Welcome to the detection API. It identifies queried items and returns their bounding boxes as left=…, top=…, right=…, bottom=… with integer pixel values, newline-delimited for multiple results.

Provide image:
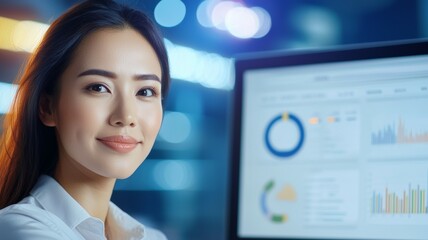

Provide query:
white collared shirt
left=0, top=175, right=167, bottom=240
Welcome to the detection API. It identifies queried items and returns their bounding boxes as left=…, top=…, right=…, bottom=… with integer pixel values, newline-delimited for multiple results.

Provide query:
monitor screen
left=229, top=40, right=428, bottom=240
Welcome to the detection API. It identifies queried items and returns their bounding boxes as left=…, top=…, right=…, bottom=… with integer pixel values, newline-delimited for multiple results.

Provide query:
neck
left=54, top=158, right=116, bottom=222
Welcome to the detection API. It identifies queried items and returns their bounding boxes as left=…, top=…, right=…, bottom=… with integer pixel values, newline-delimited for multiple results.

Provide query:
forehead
left=66, top=27, right=162, bottom=77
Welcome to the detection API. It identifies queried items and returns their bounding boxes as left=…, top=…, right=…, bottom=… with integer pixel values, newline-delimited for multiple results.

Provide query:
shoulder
left=0, top=203, right=71, bottom=239
left=109, top=202, right=168, bottom=240
left=144, top=227, right=168, bottom=240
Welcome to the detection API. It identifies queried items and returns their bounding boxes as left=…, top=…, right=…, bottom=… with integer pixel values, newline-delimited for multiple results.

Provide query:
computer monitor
left=229, top=40, right=428, bottom=240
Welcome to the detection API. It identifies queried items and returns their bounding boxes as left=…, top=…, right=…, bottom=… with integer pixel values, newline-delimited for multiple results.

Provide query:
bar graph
left=371, top=118, right=428, bottom=145
left=371, top=172, right=428, bottom=215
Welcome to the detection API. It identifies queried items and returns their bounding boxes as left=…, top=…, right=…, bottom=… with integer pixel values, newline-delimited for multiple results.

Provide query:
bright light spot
left=0, top=82, right=17, bottom=114
left=13, top=20, right=49, bottom=52
left=154, top=0, right=186, bottom=27
left=197, top=0, right=216, bottom=28
left=159, top=111, right=191, bottom=143
left=211, top=1, right=241, bottom=30
left=153, top=160, right=194, bottom=190
left=0, top=17, right=48, bottom=52
left=0, top=17, right=19, bottom=52
left=164, top=39, right=234, bottom=89
left=196, top=0, right=211, bottom=27
left=252, top=7, right=272, bottom=38
left=225, top=7, right=260, bottom=39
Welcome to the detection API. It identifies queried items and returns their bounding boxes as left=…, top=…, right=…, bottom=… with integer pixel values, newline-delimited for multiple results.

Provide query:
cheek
left=55, top=94, right=106, bottom=136
left=138, top=104, right=163, bottom=138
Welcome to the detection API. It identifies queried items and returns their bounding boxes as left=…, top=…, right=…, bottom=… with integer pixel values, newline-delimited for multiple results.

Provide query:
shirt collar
left=106, top=202, right=145, bottom=239
left=30, top=175, right=91, bottom=230
left=30, top=175, right=147, bottom=239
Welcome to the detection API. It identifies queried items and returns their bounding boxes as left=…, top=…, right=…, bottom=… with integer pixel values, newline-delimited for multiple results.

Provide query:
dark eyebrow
left=77, top=69, right=161, bottom=82
left=78, top=69, right=116, bottom=78
left=135, top=74, right=160, bottom=82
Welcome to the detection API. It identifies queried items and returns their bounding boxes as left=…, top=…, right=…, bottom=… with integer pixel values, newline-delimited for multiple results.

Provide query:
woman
left=0, top=0, right=170, bottom=239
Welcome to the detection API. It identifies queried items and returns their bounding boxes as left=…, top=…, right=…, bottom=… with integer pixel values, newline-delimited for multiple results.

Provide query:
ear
left=39, top=94, right=56, bottom=127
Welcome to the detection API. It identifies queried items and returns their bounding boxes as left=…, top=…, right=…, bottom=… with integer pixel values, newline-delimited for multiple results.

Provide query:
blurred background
left=0, top=0, right=427, bottom=239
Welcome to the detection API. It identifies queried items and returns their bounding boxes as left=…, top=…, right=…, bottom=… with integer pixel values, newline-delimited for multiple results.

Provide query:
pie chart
left=264, top=112, right=305, bottom=158
left=260, top=180, right=296, bottom=223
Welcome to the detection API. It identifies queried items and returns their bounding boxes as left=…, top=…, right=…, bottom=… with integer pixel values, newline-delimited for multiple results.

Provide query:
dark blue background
left=0, top=1, right=426, bottom=239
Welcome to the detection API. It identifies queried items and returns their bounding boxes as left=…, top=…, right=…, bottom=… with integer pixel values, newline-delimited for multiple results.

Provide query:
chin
left=115, top=172, right=134, bottom=180
left=103, top=172, right=133, bottom=180
left=100, top=153, right=148, bottom=179
left=110, top=167, right=139, bottom=179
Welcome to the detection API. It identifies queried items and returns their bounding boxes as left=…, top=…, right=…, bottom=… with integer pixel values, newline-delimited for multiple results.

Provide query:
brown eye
left=86, top=84, right=110, bottom=93
left=137, top=88, right=156, bottom=97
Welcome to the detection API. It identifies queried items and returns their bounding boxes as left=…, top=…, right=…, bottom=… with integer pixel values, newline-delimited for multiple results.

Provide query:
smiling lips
left=97, top=135, right=140, bottom=153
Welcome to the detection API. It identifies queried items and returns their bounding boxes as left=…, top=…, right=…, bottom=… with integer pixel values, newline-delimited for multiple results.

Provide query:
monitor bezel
left=228, top=39, right=428, bottom=240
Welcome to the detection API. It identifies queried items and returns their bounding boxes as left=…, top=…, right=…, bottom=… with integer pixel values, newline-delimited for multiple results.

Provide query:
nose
left=110, top=115, right=136, bottom=127
left=109, top=97, right=136, bottom=128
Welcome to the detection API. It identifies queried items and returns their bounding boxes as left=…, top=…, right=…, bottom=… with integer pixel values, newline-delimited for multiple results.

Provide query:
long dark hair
left=0, top=0, right=170, bottom=208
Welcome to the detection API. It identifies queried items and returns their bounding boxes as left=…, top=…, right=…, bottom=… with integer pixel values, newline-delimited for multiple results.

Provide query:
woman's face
left=45, top=28, right=163, bottom=179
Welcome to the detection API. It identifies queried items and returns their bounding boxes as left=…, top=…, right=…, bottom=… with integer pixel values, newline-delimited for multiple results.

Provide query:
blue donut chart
left=264, top=113, right=305, bottom=158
